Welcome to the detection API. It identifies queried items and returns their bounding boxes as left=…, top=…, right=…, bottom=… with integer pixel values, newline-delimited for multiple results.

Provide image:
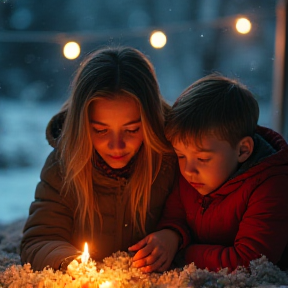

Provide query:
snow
left=0, top=167, right=39, bottom=224
left=0, top=99, right=59, bottom=225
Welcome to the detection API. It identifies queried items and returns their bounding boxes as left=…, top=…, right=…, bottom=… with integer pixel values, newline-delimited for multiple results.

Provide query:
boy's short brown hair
left=165, top=73, right=259, bottom=148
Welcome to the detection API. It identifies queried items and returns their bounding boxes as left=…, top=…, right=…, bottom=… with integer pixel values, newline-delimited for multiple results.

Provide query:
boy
left=129, top=74, right=288, bottom=273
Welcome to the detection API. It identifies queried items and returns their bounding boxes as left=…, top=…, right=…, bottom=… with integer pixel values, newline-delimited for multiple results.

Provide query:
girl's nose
left=108, top=133, right=125, bottom=150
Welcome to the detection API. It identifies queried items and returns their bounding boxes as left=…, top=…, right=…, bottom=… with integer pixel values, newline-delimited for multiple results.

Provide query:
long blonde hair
left=58, top=47, right=172, bottom=235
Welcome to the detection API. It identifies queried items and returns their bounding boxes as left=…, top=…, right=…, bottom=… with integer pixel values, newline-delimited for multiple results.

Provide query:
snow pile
left=1, top=219, right=288, bottom=288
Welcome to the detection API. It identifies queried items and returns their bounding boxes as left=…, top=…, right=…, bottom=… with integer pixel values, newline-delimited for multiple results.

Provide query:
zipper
left=200, top=196, right=211, bottom=214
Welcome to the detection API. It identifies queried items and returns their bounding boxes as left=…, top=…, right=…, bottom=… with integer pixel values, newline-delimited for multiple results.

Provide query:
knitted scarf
left=92, top=150, right=136, bottom=180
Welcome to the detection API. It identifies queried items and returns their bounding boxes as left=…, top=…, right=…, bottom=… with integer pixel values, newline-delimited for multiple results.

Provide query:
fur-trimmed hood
left=46, top=111, right=67, bottom=148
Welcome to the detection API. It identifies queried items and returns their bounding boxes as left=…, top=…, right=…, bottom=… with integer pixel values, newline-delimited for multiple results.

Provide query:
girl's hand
left=128, top=229, right=181, bottom=273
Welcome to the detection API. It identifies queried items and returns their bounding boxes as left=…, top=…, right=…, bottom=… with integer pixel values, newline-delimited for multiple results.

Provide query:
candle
left=81, top=242, right=90, bottom=264
left=99, top=281, right=112, bottom=288
left=67, top=242, right=92, bottom=280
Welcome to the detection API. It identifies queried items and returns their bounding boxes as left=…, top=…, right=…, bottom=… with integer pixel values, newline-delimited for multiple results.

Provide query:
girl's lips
left=109, top=154, right=128, bottom=160
left=189, top=182, right=204, bottom=189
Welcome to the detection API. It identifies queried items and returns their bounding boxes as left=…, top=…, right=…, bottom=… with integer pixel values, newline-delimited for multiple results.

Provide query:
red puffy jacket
left=159, top=126, right=288, bottom=271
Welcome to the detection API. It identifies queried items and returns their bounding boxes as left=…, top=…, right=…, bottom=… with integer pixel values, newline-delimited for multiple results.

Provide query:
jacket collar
left=232, top=131, right=276, bottom=179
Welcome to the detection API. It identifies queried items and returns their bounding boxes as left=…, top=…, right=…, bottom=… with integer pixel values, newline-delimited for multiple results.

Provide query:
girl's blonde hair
left=58, top=47, right=172, bottom=236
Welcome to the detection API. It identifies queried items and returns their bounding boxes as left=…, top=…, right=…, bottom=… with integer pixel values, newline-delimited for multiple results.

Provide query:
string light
left=150, top=31, right=167, bottom=49
left=63, top=41, right=81, bottom=59
left=235, top=17, right=252, bottom=34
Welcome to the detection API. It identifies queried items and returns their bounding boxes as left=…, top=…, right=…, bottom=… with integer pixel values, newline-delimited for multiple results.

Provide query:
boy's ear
left=237, top=136, right=254, bottom=163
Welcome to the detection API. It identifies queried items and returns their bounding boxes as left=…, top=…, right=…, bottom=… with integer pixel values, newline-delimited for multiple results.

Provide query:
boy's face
left=173, top=134, right=240, bottom=195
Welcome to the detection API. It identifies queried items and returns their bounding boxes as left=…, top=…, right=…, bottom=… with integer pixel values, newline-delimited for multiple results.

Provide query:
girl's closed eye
left=93, top=128, right=108, bottom=134
left=126, top=127, right=140, bottom=134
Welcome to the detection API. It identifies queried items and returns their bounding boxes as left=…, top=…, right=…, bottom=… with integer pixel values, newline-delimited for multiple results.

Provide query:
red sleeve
left=185, top=175, right=288, bottom=271
left=157, top=176, right=191, bottom=248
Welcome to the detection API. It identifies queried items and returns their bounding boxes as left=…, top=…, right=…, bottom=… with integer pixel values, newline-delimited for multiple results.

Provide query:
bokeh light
left=63, top=41, right=81, bottom=60
left=235, top=17, right=252, bottom=34
left=150, top=31, right=167, bottom=49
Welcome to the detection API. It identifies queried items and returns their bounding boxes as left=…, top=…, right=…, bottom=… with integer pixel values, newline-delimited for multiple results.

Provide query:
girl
left=20, top=46, right=177, bottom=271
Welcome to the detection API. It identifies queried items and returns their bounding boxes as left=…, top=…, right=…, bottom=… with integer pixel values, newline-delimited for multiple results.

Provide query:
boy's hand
left=128, top=229, right=180, bottom=273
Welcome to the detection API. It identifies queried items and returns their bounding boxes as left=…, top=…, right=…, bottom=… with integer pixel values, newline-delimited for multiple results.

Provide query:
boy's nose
left=184, top=161, right=198, bottom=175
left=108, top=133, right=125, bottom=150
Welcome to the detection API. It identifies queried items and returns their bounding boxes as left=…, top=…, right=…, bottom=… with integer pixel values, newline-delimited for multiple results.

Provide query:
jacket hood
left=228, top=125, right=288, bottom=185
left=256, top=125, right=288, bottom=153
left=46, top=110, right=67, bottom=148
left=252, top=125, right=288, bottom=166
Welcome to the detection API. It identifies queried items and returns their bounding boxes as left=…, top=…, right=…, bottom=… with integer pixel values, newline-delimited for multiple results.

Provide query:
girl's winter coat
left=20, top=112, right=177, bottom=271
left=158, top=126, right=288, bottom=272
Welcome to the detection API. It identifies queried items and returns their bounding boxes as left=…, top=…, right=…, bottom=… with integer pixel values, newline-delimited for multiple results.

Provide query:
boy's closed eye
left=198, top=158, right=211, bottom=163
left=176, top=154, right=185, bottom=159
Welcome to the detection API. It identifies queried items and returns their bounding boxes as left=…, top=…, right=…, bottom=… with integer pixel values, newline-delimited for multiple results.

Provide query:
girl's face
left=89, top=96, right=143, bottom=169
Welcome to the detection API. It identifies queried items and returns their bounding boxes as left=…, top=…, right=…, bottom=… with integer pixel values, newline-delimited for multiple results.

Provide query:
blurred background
left=0, top=0, right=285, bottom=224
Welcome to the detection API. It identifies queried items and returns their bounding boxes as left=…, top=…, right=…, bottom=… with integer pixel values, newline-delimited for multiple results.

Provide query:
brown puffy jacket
left=20, top=111, right=177, bottom=271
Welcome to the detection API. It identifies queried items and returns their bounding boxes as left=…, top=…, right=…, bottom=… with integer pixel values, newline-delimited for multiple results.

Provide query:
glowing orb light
left=63, top=41, right=81, bottom=59
left=235, top=18, right=252, bottom=34
left=150, top=31, right=167, bottom=49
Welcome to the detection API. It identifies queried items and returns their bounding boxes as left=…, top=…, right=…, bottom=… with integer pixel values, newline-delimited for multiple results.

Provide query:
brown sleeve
left=20, top=150, right=82, bottom=271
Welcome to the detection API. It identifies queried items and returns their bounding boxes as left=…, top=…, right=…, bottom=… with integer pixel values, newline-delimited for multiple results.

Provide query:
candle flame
left=81, top=242, right=90, bottom=264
